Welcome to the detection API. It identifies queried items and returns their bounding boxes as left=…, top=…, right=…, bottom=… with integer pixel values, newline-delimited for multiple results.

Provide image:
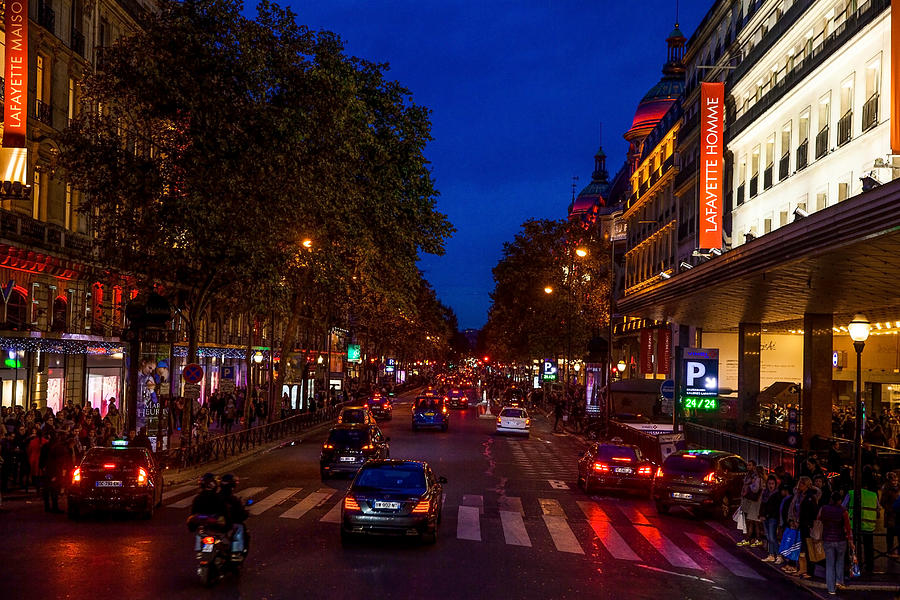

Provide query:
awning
left=616, top=178, right=900, bottom=331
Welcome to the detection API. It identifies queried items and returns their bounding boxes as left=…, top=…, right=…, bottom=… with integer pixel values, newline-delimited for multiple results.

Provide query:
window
left=816, top=93, right=831, bottom=158
left=32, top=170, right=42, bottom=219
left=52, top=297, right=68, bottom=332
left=65, top=184, right=72, bottom=230
left=816, top=188, right=828, bottom=211
left=779, top=205, right=789, bottom=227
left=68, top=78, right=76, bottom=123
left=838, top=179, right=851, bottom=202
left=764, top=135, right=775, bottom=189
left=764, top=214, right=773, bottom=234
left=780, top=121, right=791, bottom=179
left=36, top=56, right=45, bottom=104
left=838, top=75, right=854, bottom=145
left=864, top=56, right=881, bottom=130
left=6, top=289, right=27, bottom=330
left=799, top=109, right=810, bottom=143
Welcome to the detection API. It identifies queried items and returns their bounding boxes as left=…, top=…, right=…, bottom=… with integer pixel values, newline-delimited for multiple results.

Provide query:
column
left=802, top=313, right=833, bottom=447
left=737, top=323, right=761, bottom=433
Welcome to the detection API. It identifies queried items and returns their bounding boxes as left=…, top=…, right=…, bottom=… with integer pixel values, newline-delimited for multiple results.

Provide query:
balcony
left=71, top=29, right=86, bottom=57
left=815, top=126, right=829, bottom=159
left=779, top=152, right=790, bottom=180
left=862, top=93, right=878, bottom=131
left=0, top=208, right=92, bottom=258
left=35, top=100, right=52, bottom=127
left=764, top=164, right=773, bottom=190
left=749, top=176, right=758, bottom=198
left=736, top=183, right=745, bottom=206
left=38, top=2, right=55, bottom=35
left=837, top=110, right=852, bottom=146
left=796, top=139, right=809, bottom=171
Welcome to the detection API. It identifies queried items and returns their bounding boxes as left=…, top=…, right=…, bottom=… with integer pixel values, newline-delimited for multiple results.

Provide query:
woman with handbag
left=818, top=490, right=852, bottom=595
left=738, top=460, right=763, bottom=547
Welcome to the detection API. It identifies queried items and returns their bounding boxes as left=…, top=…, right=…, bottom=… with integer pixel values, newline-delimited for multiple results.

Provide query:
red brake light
left=703, top=471, right=717, bottom=483
left=322, top=443, right=334, bottom=450
left=592, top=462, right=610, bottom=472
left=72, top=467, right=81, bottom=484
left=655, top=467, right=664, bottom=477
left=137, top=467, right=148, bottom=485
left=611, top=457, right=631, bottom=462
left=343, top=497, right=361, bottom=511
left=638, top=465, right=652, bottom=476
left=412, top=500, right=430, bottom=514
left=202, top=536, right=216, bottom=545
left=103, top=463, right=116, bottom=469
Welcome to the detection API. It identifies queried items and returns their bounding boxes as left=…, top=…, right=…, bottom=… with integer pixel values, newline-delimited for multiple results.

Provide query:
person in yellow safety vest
left=847, top=486, right=880, bottom=574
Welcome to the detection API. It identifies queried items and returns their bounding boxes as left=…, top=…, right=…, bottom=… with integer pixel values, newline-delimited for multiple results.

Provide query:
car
left=576, top=442, right=655, bottom=494
left=502, top=387, right=526, bottom=408
left=495, top=406, right=530, bottom=436
left=337, top=405, right=375, bottom=425
left=321, top=424, right=390, bottom=479
left=340, top=459, right=446, bottom=544
left=67, top=441, right=163, bottom=519
left=652, top=450, right=747, bottom=517
left=412, top=396, right=449, bottom=432
left=446, top=388, right=469, bottom=409
left=366, top=394, right=393, bottom=420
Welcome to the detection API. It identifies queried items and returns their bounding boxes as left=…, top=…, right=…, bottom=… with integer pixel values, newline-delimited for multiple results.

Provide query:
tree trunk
left=182, top=318, right=197, bottom=448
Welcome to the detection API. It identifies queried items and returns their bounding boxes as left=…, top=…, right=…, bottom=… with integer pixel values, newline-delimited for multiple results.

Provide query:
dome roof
left=625, top=25, right=686, bottom=141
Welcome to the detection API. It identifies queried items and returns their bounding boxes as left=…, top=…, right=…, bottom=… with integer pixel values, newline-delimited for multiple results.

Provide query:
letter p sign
left=686, top=361, right=706, bottom=386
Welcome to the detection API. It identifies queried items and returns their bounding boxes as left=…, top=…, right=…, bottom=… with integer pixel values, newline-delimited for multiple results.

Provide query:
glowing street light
left=575, top=248, right=588, bottom=258
left=301, top=239, right=313, bottom=249
left=544, top=286, right=554, bottom=294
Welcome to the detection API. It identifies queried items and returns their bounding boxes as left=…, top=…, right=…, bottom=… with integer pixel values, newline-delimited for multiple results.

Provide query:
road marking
left=280, top=490, right=334, bottom=519
left=249, top=488, right=301, bottom=515
left=500, top=511, right=532, bottom=547
left=706, top=520, right=739, bottom=541
left=462, top=494, right=484, bottom=515
left=577, top=501, right=640, bottom=561
left=620, top=505, right=652, bottom=526
left=542, top=515, right=584, bottom=554
left=497, top=496, right=523, bottom=514
left=685, top=533, right=764, bottom=579
left=634, top=525, right=701, bottom=570
left=168, top=495, right=196, bottom=509
left=539, top=498, right=566, bottom=517
left=237, top=487, right=267, bottom=502
left=548, top=479, right=570, bottom=490
left=636, top=564, right=715, bottom=583
left=320, top=498, right=343, bottom=523
left=162, top=484, right=196, bottom=501
left=457, top=505, right=482, bottom=541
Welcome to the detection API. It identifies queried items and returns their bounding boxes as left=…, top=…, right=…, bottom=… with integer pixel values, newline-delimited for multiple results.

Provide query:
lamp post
left=847, top=313, right=870, bottom=552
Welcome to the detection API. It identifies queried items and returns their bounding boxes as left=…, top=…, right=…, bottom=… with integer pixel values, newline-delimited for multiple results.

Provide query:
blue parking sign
left=222, top=366, right=235, bottom=380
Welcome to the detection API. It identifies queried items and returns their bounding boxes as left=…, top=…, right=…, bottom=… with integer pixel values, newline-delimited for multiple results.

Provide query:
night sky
left=289, top=1, right=711, bottom=329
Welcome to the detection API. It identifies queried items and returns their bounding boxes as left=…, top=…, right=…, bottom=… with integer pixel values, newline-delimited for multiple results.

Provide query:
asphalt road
left=2, top=390, right=814, bottom=600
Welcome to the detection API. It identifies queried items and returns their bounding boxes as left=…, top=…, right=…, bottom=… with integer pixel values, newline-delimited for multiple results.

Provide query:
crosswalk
left=162, top=485, right=763, bottom=580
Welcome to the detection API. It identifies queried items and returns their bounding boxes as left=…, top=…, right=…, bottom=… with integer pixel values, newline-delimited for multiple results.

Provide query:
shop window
left=92, top=284, right=103, bottom=332
left=6, top=289, right=27, bottom=330
left=52, top=297, right=68, bottom=332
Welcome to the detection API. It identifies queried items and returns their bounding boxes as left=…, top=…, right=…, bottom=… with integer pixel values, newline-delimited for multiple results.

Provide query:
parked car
left=576, top=442, right=655, bottom=494
left=652, top=450, right=747, bottom=517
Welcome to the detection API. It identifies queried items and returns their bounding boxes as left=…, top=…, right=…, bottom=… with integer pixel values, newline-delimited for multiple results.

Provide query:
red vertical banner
left=3, top=0, right=28, bottom=148
left=658, top=327, right=672, bottom=375
left=893, top=0, right=900, bottom=153
left=699, top=82, right=724, bottom=250
left=640, top=329, right=653, bottom=375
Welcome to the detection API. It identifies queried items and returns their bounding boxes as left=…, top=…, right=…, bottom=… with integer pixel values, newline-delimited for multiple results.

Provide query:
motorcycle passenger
left=188, top=473, right=227, bottom=550
left=219, top=473, right=249, bottom=558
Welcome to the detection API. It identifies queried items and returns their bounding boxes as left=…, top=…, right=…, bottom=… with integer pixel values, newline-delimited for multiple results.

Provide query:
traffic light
left=483, top=356, right=489, bottom=363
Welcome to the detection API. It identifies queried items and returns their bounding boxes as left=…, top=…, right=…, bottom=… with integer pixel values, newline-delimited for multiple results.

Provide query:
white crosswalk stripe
left=280, top=490, right=334, bottom=520
left=236, top=487, right=267, bottom=502
left=500, top=510, right=531, bottom=547
left=539, top=498, right=583, bottom=554
left=320, top=497, right=343, bottom=523
left=577, top=501, right=640, bottom=561
left=167, top=494, right=196, bottom=509
left=685, top=533, right=765, bottom=579
left=248, top=487, right=300, bottom=515
left=162, top=484, right=196, bottom=501
left=633, top=523, right=702, bottom=570
left=457, top=505, right=481, bottom=541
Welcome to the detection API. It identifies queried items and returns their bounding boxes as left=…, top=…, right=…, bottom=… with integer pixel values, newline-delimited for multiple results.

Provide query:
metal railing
left=763, top=164, right=773, bottom=190
left=167, top=402, right=349, bottom=469
left=0, top=207, right=92, bottom=256
left=779, top=152, right=790, bottom=180
left=837, top=110, right=852, bottom=146
left=685, top=422, right=802, bottom=476
left=736, top=183, right=745, bottom=206
left=35, top=99, right=52, bottom=127
left=815, top=126, right=829, bottom=159
left=862, top=93, right=879, bottom=131
left=796, top=139, right=809, bottom=170
left=749, top=176, right=758, bottom=198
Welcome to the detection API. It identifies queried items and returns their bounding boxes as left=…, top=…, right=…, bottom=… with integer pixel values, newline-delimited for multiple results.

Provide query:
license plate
left=373, top=501, right=400, bottom=510
left=95, top=480, right=123, bottom=487
left=425, top=412, right=435, bottom=416
left=671, top=492, right=693, bottom=499
left=202, top=543, right=214, bottom=552
left=339, top=456, right=356, bottom=462
left=614, top=467, right=633, bottom=474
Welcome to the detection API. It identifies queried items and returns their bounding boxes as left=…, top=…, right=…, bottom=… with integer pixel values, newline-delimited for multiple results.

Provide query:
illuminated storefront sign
left=893, top=0, right=900, bottom=152
left=699, top=82, right=724, bottom=250
left=680, top=347, right=719, bottom=399
left=1, top=0, right=28, bottom=187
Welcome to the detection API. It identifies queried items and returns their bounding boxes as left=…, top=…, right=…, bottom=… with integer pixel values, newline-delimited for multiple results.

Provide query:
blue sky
left=289, top=0, right=711, bottom=329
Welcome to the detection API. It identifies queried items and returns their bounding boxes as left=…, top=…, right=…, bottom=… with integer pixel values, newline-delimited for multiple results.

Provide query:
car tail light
left=525, top=419, right=530, bottom=426
left=655, top=467, right=664, bottom=478
left=322, top=443, right=334, bottom=450
left=103, top=463, right=116, bottom=469
left=703, top=471, right=717, bottom=483
left=137, top=467, right=148, bottom=485
left=611, top=457, right=631, bottom=462
left=592, top=462, right=610, bottom=473
left=202, top=536, right=216, bottom=545
left=72, top=467, right=81, bottom=484
left=343, top=497, right=361, bottom=511
left=638, top=465, right=652, bottom=476
left=412, top=500, right=430, bottom=514
left=361, top=444, right=374, bottom=451
left=497, top=417, right=502, bottom=424
left=442, top=406, right=448, bottom=414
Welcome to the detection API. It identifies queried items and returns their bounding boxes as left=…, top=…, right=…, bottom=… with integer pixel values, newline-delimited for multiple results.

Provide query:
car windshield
left=500, top=408, right=525, bottom=418
left=341, top=409, right=367, bottom=423
left=82, top=448, right=149, bottom=469
left=415, top=398, right=442, bottom=411
left=328, top=429, right=367, bottom=447
left=596, top=446, right=638, bottom=462
left=354, top=465, right=427, bottom=494
left=664, top=455, right=715, bottom=473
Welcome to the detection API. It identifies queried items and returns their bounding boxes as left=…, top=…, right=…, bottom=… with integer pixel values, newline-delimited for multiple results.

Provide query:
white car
left=496, top=407, right=530, bottom=436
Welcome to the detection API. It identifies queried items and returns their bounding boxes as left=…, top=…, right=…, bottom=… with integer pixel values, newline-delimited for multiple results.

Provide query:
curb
left=163, top=418, right=338, bottom=487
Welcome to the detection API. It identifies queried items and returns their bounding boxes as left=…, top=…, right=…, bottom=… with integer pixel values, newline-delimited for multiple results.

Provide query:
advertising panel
left=680, top=347, right=719, bottom=401
left=1, top=0, right=28, bottom=186
left=541, top=358, right=558, bottom=382
left=658, top=327, right=672, bottom=375
left=699, top=82, right=724, bottom=250
left=640, top=329, right=653, bottom=374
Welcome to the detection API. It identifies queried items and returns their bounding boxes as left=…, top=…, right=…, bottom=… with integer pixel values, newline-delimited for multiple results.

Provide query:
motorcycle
left=189, top=500, right=253, bottom=587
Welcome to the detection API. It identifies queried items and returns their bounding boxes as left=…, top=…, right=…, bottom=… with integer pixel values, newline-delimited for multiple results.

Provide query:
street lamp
left=253, top=351, right=264, bottom=364
left=848, top=313, right=870, bottom=552
left=575, top=248, right=588, bottom=258
left=301, top=239, right=313, bottom=248
left=616, top=359, right=627, bottom=374
left=544, top=286, right=554, bottom=294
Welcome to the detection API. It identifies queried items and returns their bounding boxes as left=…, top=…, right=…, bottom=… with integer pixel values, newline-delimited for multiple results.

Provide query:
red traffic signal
left=483, top=356, right=490, bottom=362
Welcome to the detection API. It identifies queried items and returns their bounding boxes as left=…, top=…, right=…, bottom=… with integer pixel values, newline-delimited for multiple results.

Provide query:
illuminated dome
left=624, top=26, right=686, bottom=142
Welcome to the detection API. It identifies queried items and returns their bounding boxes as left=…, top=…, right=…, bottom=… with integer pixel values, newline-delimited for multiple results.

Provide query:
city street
left=2, top=390, right=812, bottom=600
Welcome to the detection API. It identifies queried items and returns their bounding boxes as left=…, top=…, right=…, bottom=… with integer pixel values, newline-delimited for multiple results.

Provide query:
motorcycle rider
left=218, top=473, right=249, bottom=559
left=188, top=473, right=227, bottom=551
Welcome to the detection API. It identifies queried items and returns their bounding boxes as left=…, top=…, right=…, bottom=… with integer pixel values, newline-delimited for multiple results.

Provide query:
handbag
left=806, top=537, right=825, bottom=563
left=849, top=551, right=861, bottom=578
left=810, top=519, right=823, bottom=541
left=779, top=527, right=802, bottom=561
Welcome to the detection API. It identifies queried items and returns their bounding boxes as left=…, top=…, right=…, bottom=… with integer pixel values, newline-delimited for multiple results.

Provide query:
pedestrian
left=847, top=478, right=881, bottom=574
left=106, top=403, right=124, bottom=439
left=786, top=476, right=820, bottom=579
left=553, top=400, right=564, bottom=433
left=131, top=427, right=153, bottom=451
left=223, top=397, right=236, bottom=434
left=761, top=475, right=782, bottom=562
left=26, top=429, right=47, bottom=494
left=818, top=490, right=852, bottom=595
left=880, top=471, right=899, bottom=557
left=738, top=460, right=763, bottom=547
left=39, top=431, right=72, bottom=513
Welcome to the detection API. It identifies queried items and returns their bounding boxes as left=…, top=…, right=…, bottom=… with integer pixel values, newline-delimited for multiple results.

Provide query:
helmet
left=199, top=472, right=217, bottom=491
left=220, top=473, right=238, bottom=493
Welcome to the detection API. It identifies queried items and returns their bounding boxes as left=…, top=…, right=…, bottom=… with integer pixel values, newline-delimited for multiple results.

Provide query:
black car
left=446, top=389, right=469, bottom=409
left=341, top=460, right=446, bottom=544
left=68, top=442, right=163, bottom=519
left=412, top=396, right=449, bottom=431
left=321, top=424, right=390, bottom=479
left=652, top=450, right=747, bottom=517
left=576, top=443, right=655, bottom=494
left=366, top=395, right=393, bottom=420
left=337, top=405, right=375, bottom=425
